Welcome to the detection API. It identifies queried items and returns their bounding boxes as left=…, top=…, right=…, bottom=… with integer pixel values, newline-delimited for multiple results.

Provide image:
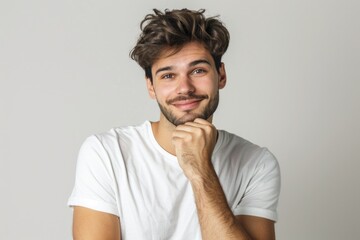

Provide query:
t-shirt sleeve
left=233, top=148, right=281, bottom=222
left=67, top=135, right=119, bottom=216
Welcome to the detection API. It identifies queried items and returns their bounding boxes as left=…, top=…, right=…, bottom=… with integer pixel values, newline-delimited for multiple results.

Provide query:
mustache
left=166, top=93, right=208, bottom=104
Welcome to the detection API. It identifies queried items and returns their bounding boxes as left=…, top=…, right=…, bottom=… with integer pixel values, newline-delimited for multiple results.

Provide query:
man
left=68, top=8, right=281, bottom=240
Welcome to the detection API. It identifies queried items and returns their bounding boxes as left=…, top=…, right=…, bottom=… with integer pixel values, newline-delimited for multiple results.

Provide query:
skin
left=73, top=207, right=120, bottom=240
left=72, top=41, right=276, bottom=240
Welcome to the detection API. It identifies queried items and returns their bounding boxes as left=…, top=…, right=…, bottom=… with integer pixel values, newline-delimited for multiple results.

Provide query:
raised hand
left=171, top=118, right=218, bottom=181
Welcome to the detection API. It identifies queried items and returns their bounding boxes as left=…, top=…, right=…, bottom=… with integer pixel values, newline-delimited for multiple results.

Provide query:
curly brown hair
left=130, top=8, right=230, bottom=82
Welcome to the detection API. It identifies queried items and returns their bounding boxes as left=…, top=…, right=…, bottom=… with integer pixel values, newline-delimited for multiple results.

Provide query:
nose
left=176, top=75, right=195, bottom=95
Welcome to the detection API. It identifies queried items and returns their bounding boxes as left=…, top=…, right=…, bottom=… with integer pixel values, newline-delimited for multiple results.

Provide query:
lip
left=172, top=99, right=203, bottom=111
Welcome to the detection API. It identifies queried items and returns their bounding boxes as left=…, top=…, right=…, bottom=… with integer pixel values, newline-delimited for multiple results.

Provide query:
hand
left=172, top=118, right=218, bottom=181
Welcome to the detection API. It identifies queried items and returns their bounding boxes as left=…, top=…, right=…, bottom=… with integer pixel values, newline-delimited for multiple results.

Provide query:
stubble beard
left=157, top=91, right=220, bottom=126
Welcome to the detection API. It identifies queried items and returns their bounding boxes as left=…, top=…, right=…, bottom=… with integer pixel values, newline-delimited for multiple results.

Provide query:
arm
left=172, top=118, right=276, bottom=240
left=236, top=215, right=275, bottom=240
left=73, top=206, right=121, bottom=240
left=69, top=136, right=121, bottom=239
left=189, top=161, right=275, bottom=240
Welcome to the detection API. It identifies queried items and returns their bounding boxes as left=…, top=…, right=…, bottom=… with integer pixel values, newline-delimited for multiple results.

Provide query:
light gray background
left=1, top=0, right=359, bottom=239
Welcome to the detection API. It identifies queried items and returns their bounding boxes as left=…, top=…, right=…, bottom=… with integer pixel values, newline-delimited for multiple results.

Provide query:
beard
left=157, top=91, right=220, bottom=126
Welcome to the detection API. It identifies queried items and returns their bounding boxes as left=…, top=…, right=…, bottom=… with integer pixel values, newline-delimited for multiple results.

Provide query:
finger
left=185, top=120, right=215, bottom=135
left=171, top=135, right=183, bottom=145
left=175, top=124, right=200, bottom=133
left=172, top=126, right=198, bottom=141
left=183, top=121, right=214, bottom=131
left=172, top=129, right=192, bottom=138
left=193, top=118, right=211, bottom=125
left=190, top=119, right=215, bottom=131
left=183, top=121, right=204, bottom=128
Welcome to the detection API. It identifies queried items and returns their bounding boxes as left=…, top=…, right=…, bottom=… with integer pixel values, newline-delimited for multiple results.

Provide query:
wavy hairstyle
left=130, top=8, right=230, bottom=82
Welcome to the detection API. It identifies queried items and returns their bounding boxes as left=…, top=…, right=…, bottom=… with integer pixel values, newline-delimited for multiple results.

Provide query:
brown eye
left=162, top=73, right=174, bottom=79
left=192, top=68, right=206, bottom=74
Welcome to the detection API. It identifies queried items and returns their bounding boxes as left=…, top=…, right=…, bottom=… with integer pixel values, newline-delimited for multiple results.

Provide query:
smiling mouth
left=166, top=93, right=208, bottom=111
left=167, top=93, right=208, bottom=103
left=171, top=99, right=203, bottom=111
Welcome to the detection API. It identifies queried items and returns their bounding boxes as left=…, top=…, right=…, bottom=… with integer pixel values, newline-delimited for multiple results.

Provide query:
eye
left=192, top=68, right=206, bottom=75
left=161, top=73, right=175, bottom=79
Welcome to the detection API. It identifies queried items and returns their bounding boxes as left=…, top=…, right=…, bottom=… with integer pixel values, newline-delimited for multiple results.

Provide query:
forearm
left=190, top=166, right=251, bottom=240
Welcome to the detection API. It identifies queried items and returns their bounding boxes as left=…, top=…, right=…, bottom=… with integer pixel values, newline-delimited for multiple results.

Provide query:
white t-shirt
left=68, top=121, right=280, bottom=239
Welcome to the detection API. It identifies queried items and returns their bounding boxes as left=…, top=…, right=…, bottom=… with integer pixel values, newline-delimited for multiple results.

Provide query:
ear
left=218, top=63, right=227, bottom=89
left=146, top=77, right=156, bottom=99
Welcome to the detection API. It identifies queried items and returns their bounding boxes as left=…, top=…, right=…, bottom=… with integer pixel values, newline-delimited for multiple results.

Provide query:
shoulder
left=215, top=130, right=279, bottom=169
left=87, top=121, right=150, bottom=147
left=216, top=130, right=263, bottom=158
left=77, top=121, right=150, bottom=163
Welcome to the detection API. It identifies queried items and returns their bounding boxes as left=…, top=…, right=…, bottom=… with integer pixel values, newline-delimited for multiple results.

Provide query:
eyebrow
left=155, top=66, right=172, bottom=76
left=154, top=59, right=212, bottom=76
left=189, top=59, right=211, bottom=67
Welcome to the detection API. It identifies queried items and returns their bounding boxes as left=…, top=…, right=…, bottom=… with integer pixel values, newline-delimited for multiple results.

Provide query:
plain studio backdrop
left=1, top=0, right=359, bottom=239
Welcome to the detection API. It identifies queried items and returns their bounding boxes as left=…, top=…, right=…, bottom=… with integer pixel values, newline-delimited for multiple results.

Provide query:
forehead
left=152, top=42, right=214, bottom=70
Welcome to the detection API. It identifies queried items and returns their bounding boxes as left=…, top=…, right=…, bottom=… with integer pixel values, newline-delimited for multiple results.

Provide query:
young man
left=68, top=9, right=281, bottom=240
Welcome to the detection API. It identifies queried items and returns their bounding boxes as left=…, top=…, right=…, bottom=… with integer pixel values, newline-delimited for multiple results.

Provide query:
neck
left=151, top=115, right=177, bottom=155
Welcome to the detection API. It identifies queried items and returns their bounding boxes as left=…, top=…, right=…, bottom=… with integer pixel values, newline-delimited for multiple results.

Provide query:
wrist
left=188, top=164, right=218, bottom=191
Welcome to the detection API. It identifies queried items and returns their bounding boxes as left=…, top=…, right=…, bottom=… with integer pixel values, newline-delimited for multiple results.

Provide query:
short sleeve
left=67, top=135, right=119, bottom=216
left=234, top=149, right=281, bottom=221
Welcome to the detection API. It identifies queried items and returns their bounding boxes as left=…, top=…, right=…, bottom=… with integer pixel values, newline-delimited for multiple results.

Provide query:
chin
left=173, top=113, right=205, bottom=126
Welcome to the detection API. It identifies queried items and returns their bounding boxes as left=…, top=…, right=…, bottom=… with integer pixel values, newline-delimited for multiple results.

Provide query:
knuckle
left=204, top=125, right=211, bottom=131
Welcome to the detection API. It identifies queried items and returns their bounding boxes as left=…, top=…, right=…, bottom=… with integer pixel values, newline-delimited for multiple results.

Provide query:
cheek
left=196, top=79, right=217, bottom=94
left=154, top=84, right=176, bottom=100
